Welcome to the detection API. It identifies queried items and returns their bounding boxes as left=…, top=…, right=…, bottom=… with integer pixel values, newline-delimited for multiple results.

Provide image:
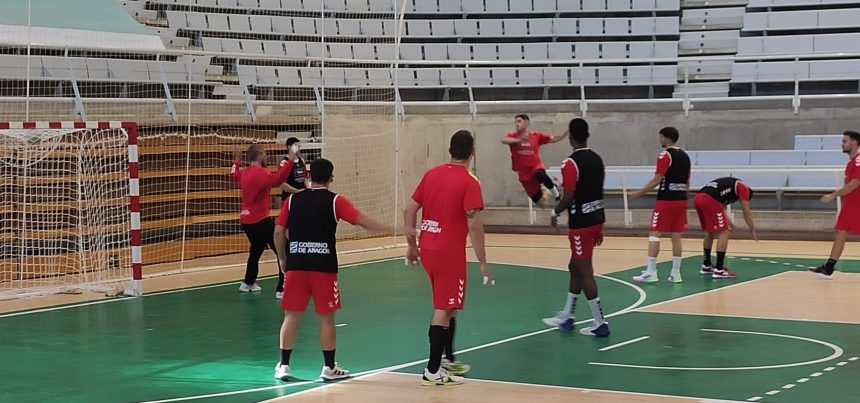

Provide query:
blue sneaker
left=542, top=312, right=575, bottom=330
left=579, top=322, right=610, bottom=337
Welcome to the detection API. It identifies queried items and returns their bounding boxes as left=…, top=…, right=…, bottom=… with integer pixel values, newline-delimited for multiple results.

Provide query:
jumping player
left=404, top=130, right=492, bottom=386
left=272, top=158, right=396, bottom=382
left=811, top=130, right=860, bottom=279
left=232, top=144, right=292, bottom=294
left=501, top=114, right=569, bottom=206
left=542, top=118, right=610, bottom=337
left=630, top=127, right=691, bottom=284
left=694, top=177, right=758, bottom=279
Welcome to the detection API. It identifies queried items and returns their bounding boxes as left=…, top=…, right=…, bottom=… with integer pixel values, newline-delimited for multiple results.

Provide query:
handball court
left=0, top=234, right=858, bottom=403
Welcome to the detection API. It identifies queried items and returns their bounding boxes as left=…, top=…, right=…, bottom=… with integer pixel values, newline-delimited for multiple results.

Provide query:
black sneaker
left=809, top=265, right=835, bottom=280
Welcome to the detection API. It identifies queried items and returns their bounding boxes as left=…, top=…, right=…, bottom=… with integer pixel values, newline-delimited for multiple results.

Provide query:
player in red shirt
left=694, top=177, right=758, bottom=279
left=630, top=127, right=691, bottom=284
left=404, top=130, right=492, bottom=386
left=231, top=144, right=292, bottom=294
left=501, top=114, right=569, bottom=206
left=543, top=118, right=610, bottom=337
left=811, top=130, right=860, bottom=279
left=272, top=158, right=396, bottom=382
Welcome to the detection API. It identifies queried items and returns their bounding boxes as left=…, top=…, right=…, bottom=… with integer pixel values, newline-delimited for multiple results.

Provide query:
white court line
left=810, top=372, right=823, bottom=377
left=747, top=397, right=763, bottom=402
left=824, top=367, right=836, bottom=371
left=638, top=271, right=789, bottom=312
left=783, top=384, right=795, bottom=389
left=850, top=357, right=859, bottom=361
left=589, top=328, right=843, bottom=371
left=0, top=257, right=403, bottom=319
left=373, top=372, right=744, bottom=403
left=139, top=272, right=648, bottom=403
left=796, top=378, right=809, bottom=383
left=837, top=361, right=848, bottom=366
left=598, top=336, right=650, bottom=352
left=640, top=309, right=860, bottom=326
left=765, top=390, right=780, bottom=395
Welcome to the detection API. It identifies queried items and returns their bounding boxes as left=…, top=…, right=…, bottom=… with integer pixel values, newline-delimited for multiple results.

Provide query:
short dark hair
left=845, top=131, right=860, bottom=144
left=569, top=118, right=589, bottom=144
left=286, top=137, right=301, bottom=147
left=247, top=144, right=265, bottom=162
left=310, top=158, right=334, bottom=183
left=449, top=130, right=474, bottom=160
left=660, top=126, right=680, bottom=143
left=515, top=114, right=529, bottom=122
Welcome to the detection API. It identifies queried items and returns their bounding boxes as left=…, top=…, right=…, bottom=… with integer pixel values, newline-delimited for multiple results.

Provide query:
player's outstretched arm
left=822, top=179, right=860, bottom=202
left=548, top=130, right=570, bottom=144
left=468, top=209, right=492, bottom=283
left=268, top=159, right=294, bottom=187
left=353, top=215, right=397, bottom=235
left=273, top=225, right=288, bottom=273
left=501, top=136, right=522, bottom=145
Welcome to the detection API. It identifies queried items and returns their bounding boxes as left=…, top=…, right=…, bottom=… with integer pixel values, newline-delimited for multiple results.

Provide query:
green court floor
left=0, top=256, right=857, bottom=403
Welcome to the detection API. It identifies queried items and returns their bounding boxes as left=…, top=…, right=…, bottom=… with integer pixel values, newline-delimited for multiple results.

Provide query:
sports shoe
left=320, top=363, right=350, bottom=381
left=711, top=268, right=736, bottom=279
left=699, top=265, right=714, bottom=275
left=275, top=291, right=283, bottom=299
left=579, top=322, right=611, bottom=337
left=421, top=368, right=465, bottom=386
left=633, top=272, right=658, bottom=283
left=542, top=312, right=575, bottom=330
left=667, top=272, right=682, bottom=283
left=239, top=282, right=252, bottom=292
left=248, top=283, right=262, bottom=292
left=273, top=362, right=290, bottom=381
left=809, top=265, right=835, bottom=280
left=441, top=358, right=471, bottom=376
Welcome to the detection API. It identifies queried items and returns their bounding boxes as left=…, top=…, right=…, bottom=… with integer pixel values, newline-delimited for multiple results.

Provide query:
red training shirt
left=561, top=157, right=579, bottom=193
left=506, top=131, right=551, bottom=172
left=232, top=158, right=292, bottom=224
left=412, top=163, right=484, bottom=252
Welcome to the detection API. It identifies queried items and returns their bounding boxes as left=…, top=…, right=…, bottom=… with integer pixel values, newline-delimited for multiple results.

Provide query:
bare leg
left=830, top=230, right=848, bottom=260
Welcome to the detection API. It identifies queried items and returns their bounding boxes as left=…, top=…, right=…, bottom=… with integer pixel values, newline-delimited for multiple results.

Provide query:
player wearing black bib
left=275, top=137, right=308, bottom=299
left=694, top=177, right=758, bottom=279
left=543, top=118, right=610, bottom=337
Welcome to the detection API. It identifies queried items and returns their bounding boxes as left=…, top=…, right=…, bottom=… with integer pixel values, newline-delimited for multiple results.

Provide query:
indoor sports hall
left=0, top=1, right=858, bottom=402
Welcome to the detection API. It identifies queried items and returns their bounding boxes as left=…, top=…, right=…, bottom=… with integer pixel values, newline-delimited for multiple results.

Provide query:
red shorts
left=569, top=224, right=603, bottom=260
left=649, top=200, right=688, bottom=233
left=835, top=203, right=860, bottom=234
left=694, top=193, right=728, bottom=234
left=421, top=249, right=467, bottom=310
left=280, top=271, right=341, bottom=314
left=517, top=165, right=546, bottom=198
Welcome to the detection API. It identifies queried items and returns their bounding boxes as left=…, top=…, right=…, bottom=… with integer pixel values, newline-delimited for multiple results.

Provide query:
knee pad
left=648, top=236, right=660, bottom=243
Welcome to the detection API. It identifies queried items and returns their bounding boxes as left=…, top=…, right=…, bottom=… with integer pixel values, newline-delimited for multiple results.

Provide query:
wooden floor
left=2, top=234, right=857, bottom=403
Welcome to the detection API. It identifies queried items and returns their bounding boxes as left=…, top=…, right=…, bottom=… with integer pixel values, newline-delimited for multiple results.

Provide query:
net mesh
left=0, top=127, right=132, bottom=298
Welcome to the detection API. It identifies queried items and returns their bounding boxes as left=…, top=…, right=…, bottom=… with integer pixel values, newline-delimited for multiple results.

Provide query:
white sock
left=561, top=292, right=578, bottom=317
left=645, top=257, right=657, bottom=275
left=671, top=256, right=682, bottom=274
left=550, top=186, right=560, bottom=199
left=587, top=298, right=606, bottom=326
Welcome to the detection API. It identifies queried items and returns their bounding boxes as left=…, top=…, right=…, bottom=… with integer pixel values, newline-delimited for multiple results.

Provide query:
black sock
left=323, top=349, right=336, bottom=369
left=280, top=349, right=291, bottom=366
left=427, top=325, right=448, bottom=374
left=716, top=251, right=726, bottom=270
left=444, top=318, right=456, bottom=362
left=703, top=249, right=712, bottom=266
left=530, top=190, right=543, bottom=203
left=825, top=259, right=837, bottom=272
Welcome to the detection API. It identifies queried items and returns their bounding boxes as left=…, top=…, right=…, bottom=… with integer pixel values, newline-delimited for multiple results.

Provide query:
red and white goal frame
left=0, top=121, right=142, bottom=297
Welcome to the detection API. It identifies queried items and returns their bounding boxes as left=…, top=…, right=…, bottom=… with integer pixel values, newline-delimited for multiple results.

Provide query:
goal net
left=0, top=122, right=138, bottom=299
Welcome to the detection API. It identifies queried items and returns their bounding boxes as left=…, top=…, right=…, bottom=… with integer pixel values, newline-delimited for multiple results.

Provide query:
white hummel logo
left=574, top=238, right=584, bottom=255
left=448, top=297, right=455, bottom=305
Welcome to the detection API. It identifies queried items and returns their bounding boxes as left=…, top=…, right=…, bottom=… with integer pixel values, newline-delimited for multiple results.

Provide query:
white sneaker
left=579, top=322, right=611, bottom=337
left=441, top=358, right=471, bottom=375
left=249, top=283, right=262, bottom=292
left=320, top=363, right=350, bottom=381
left=275, top=292, right=283, bottom=300
left=274, top=362, right=290, bottom=381
left=667, top=271, right=682, bottom=283
left=542, top=312, right=575, bottom=330
left=239, top=282, right=252, bottom=292
left=633, top=272, right=658, bottom=283
left=421, top=367, right=464, bottom=386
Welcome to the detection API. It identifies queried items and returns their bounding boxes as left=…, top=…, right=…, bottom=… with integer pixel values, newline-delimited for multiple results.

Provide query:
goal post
left=0, top=121, right=141, bottom=299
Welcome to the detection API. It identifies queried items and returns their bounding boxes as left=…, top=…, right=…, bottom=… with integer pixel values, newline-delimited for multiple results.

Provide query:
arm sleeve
left=561, top=159, right=578, bottom=192
left=231, top=159, right=241, bottom=183
left=852, top=157, right=860, bottom=181
left=655, top=151, right=670, bottom=175
left=411, top=175, right=426, bottom=204
left=335, top=196, right=363, bottom=225
left=737, top=181, right=751, bottom=201
left=539, top=133, right=552, bottom=145
left=275, top=197, right=290, bottom=227
left=463, top=176, right=484, bottom=212
left=269, top=159, right=293, bottom=187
